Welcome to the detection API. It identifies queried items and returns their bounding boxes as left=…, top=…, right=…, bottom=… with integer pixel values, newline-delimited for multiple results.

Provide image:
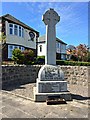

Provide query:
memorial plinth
left=34, top=65, right=72, bottom=102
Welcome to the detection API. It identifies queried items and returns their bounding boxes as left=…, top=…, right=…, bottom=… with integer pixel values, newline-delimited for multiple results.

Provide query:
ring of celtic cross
left=42, top=8, right=60, bottom=25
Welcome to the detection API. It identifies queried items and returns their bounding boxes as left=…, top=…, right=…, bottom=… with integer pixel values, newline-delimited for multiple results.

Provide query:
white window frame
left=14, top=24, right=18, bottom=36
left=8, top=45, right=14, bottom=58
left=9, top=23, right=13, bottom=35
left=22, top=27, right=24, bottom=38
left=9, top=23, right=24, bottom=38
left=19, top=26, right=22, bottom=37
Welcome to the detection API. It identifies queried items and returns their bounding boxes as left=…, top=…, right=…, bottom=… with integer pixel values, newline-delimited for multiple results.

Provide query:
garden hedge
left=56, top=60, right=90, bottom=66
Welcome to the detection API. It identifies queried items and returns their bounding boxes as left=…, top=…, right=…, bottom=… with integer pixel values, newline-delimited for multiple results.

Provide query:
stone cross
left=42, top=8, right=60, bottom=65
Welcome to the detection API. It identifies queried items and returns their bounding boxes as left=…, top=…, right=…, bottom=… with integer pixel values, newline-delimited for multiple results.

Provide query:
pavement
left=0, top=83, right=90, bottom=119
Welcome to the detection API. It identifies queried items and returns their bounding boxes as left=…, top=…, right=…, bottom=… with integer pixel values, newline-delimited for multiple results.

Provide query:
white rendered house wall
left=37, top=43, right=46, bottom=56
left=5, top=21, right=36, bottom=49
left=38, top=41, right=66, bottom=60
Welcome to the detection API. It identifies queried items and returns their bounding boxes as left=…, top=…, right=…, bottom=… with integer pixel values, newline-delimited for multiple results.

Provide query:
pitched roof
left=0, top=14, right=39, bottom=36
left=38, top=35, right=67, bottom=45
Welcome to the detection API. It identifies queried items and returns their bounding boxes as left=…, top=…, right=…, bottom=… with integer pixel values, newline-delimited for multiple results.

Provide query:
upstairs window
left=14, top=25, right=18, bottom=35
left=40, top=45, right=42, bottom=52
left=22, top=28, right=24, bottom=37
left=9, top=23, right=24, bottom=38
left=19, top=26, right=22, bottom=37
left=9, top=24, right=13, bottom=35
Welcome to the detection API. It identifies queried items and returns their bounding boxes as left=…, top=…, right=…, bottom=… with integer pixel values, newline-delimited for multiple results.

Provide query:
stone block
left=34, top=87, right=72, bottom=102
left=38, top=65, right=64, bottom=81
left=37, top=80, right=67, bottom=93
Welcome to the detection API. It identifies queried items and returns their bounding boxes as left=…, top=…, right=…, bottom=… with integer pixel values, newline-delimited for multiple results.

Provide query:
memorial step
left=34, top=87, right=72, bottom=102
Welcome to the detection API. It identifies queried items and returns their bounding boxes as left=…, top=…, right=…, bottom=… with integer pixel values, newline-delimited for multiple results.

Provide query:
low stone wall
left=2, top=65, right=88, bottom=87
left=60, top=66, right=88, bottom=86
left=2, top=65, right=41, bottom=88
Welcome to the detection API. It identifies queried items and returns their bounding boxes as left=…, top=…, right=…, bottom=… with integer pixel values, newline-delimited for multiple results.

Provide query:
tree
left=67, top=44, right=89, bottom=62
left=87, top=51, right=90, bottom=62
left=0, top=32, right=6, bottom=49
left=66, top=45, right=77, bottom=61
left=75, top=44, right=88, bottom=62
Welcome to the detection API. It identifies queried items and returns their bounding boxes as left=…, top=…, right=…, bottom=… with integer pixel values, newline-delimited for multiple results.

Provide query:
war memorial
left=34, top=8, right=72, bottom=102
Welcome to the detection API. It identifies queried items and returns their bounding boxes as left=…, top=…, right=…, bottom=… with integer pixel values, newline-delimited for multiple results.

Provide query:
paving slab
left=1, top=82, right=90, bottom=119
left=1, top=91, right=89, bottom=119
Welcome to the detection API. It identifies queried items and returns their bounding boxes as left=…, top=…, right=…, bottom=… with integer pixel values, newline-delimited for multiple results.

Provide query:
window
left=9, top=24, right=13, bottom=35
left=19, top=46, right=21, bottom=49
left=9, top=23, right=24, bottom=38
left=14, top=46, right=18, bottom=49
left=14, top=25, right=18, bottom=35
left=57, top=43, right=59, bottom=48
left=40, top=45, right=42, bottom=52
left=19, top=26, right=21, bottom=37
left=21, top=47, right=25, bottom=51
left=18, top=46, right=25, bottom=51
left=8, top=45, right=13, bottom=58
left=22, top=28, right=24, bottom=37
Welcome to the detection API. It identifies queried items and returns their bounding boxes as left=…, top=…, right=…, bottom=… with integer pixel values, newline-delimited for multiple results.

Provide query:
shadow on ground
left=2, top=81, right=36, bottom=91
left=71, top=94, right=90, bottom=101
left=2, top=82, right=90, bottom=102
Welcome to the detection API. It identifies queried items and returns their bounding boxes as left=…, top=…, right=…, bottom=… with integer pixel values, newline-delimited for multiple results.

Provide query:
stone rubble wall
left=59, top=66, right=88, bottom=86
left=2, top=65, right=88, bottom=86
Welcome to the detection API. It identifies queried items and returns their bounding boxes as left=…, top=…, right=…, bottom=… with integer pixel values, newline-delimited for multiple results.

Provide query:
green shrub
left=37, top=56, right=45, bottom=59
left=35, top=56, right=45, bottom=64
left=22, top=50, right=34, bottom=65
left=12, top=49, right=35, bottom=65
left=56, top=60, right=90, bottom=66
left=12, top=49, right=24, bottom=64
left=70, top=55, right=78, bottom=61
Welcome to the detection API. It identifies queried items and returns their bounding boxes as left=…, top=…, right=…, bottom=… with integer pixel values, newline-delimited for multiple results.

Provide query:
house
left=37, top=35, right=67, bottom=60
left=0, top=14, right=39, bottom=61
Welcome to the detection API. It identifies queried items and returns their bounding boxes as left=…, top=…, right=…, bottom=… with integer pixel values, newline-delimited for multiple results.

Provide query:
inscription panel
left=38, top=81, right=67, bottom=93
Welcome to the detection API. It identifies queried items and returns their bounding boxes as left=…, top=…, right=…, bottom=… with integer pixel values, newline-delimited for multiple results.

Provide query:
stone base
left=34, top=87, right=72, bottom=102
left=37, top=80, right=67, bottom=93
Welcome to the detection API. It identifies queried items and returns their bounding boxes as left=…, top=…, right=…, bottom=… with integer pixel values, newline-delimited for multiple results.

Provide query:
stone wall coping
left=1, top=65, right=88, bottom=67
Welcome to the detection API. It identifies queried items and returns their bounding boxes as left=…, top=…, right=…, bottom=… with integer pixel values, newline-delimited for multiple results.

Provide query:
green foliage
left=0, top=32, right=6, bottom=43
left=67, top=44, right=89, bottom=62
left=37, top=56, right=45, bottom=59
left=70, top=55, right=78, bottom=61
left=87, top=52, right=90, bottom=62
left=56, top=60, right=90, bottom=66
left=12, top=49, right=24, bottom=64
left=0, top=32, right=6, bottom=49
left=12, top=49, right=35, bottom=65
left=35, top=56, right=45, bottom=64
left=22, top=49, right=34, bottom=65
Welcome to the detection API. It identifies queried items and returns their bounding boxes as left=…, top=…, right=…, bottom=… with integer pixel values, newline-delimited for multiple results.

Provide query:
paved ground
left=0, top=91, right=89, bottom=119
left=0, top=83, right=90, bottom=119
